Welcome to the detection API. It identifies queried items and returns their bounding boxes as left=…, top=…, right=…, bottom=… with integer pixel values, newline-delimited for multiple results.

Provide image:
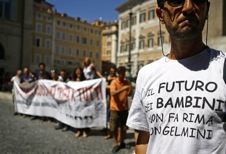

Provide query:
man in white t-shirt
left=126, top=0, right=226, bottom=154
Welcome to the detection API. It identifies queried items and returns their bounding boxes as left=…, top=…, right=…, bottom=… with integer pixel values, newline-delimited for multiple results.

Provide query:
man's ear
left=156, top=8, right=164, bottom=24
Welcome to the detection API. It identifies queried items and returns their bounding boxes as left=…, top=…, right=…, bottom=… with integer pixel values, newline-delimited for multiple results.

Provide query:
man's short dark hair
left=157, top=0, right=165, bottom=8
left=117, top=66, right=126, bottom=73
left=39, top=62, right=46, bottom=67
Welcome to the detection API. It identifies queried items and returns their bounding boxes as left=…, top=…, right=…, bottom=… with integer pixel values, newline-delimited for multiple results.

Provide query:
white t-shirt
left=83, top=63, right=94, bottom=80
left=127, top=48, right=226, bottom=154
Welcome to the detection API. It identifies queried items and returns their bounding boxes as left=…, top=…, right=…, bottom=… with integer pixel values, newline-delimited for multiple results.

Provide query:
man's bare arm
left=135, top=130, right=150, bottom=154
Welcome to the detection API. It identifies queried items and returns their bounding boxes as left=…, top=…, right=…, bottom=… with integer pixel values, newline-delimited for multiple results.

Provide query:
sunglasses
left=158, top=0, right=207, bottom=8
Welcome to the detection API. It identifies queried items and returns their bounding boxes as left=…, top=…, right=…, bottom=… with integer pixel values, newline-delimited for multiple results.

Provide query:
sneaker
left=100, top=128, right=108, bottom=133
left=119, top=142, right=131, bottom=149
left=31, top=116, right=38, bottom=120
left=62, top=126, right=68, bottom=132
left=55, top=125, right=63, bottom=130
left=112, top=145, right=120, bottom=153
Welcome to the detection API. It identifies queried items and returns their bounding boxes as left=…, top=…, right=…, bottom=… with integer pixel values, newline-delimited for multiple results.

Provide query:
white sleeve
left=126, top=70, right=149, bottom=132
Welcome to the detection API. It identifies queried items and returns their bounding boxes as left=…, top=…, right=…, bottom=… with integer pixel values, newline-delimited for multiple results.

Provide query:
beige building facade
left=101, top=21, right=118, bottom=74
left=116, top=0, right=226, bottom=77
left=116, top=0, right=170, bottom=77
left=101, top=21, right=118, bottom=64
left=205, top=0, right=226, bottom=52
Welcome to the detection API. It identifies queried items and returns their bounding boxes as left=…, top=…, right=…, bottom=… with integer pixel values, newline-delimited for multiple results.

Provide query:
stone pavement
left=0, top=92, right=135, bottom=154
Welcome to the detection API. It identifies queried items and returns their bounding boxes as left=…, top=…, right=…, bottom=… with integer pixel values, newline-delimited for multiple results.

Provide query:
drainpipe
left=19, top=0, right=25, bottom=69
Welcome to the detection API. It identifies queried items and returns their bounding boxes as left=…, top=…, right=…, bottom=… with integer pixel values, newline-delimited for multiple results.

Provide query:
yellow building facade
left=32, top=0, right=102, bottom=73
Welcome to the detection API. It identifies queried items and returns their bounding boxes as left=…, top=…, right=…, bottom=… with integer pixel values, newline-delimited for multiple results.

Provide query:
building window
left=67, top=61, right=73, bottom=65
left=96, top=40, right=99, bottom=46
left=34, top=54, right=41, bottom=64
left=76, top=36, right=80, bottom=43
left=139, top=40, right=145, bottom=49
left=69, top=34, right=73, bottom=42
left=148, top=38, right=154, bottom=48
left=0, top=0, right=15, bottom=19
left=36, top=23, right=42, bottom=32
left=132, top=41, right=136, bottom=50
left=132, top=16, right=137, bottom=25
left=46, top=25, right=52, bottom=34
left=69, top=23, right=73, bottom=29
left=61, top=46, right=65, bottom=54
left=36, top=13, right=42, bottom=19
left=68, top=48, right=72, bottom=55
left=75, top=49, right=79, bottom=56
left=148, top=7, right=155, bottom=20
left=107, top=50, right=111, bottom=55
left=35, top=38, right=41, bottom=47
left=45, top=56, right=50, bottom=65
left=77, top=25, right=80, bottom=31
left=82, top=37, right=87, bottom=44
left=121, top=21, right=125, bottom=30
left=90, top=39, right=93, bottom=45
left=107, top=42, right=111, bottom=46
left=89, top=51, right=92, bottom=58
left=57, top=20, right=61, bottom=26
left=47, top=15, right=52, bottom=22
left=120, top=45, right=123, bottom=53
left=125, top=19, right=129, bottom=28
left=56, top=45, right=59, bottom=54
left=55, top=32, right=59, bottom=39
left=158, top=31, right=164, bottom=46
left=140, top=12, right=146, bottom=23
left=126, top=44, right=129, bottom=51
left=96, top=52, right=99, bottom=58
left=62, top=32, right=66, bottom=40
left=45, top=39, right=51, bottom=49
left=61, top=60, right=65, bottom=66
left=83, top=50, right=86, bottom=57
left=62, top=22, right=66, bottom=27
left=83, top=27, right=87, bottom=32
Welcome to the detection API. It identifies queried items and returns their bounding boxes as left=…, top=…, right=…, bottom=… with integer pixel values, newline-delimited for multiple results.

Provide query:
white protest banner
left=13, top=78, right=106, bottom=128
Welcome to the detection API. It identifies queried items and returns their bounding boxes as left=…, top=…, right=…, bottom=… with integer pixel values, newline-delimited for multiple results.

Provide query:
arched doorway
left=0, top=43, right=5, bottom=90
left=0, top=44, right=5, bottom=60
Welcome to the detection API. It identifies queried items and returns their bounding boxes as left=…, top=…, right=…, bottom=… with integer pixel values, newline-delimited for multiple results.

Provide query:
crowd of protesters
left=9, top=57, right=134, bottom=153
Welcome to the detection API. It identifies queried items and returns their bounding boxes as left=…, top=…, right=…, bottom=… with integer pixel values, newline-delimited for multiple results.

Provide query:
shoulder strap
left=223, top=58, right=226, bottom=84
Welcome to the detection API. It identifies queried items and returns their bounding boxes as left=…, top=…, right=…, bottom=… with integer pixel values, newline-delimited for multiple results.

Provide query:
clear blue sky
left=46, top=0, right=126, bottom=23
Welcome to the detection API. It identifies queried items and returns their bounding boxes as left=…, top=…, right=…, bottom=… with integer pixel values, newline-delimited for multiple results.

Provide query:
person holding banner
left=109, top=66, right=132, bottom=153
left=83, top=57, right=103, bottom=80
left=31, top=62, right=50, bottom=121
left=35, top=62, right=50, bottom=80
left=11, top=69, right=22, bottom=115
left=50, top=69, right=58, bottom=81
left=72, top=67, right=89, bottom=138
left=55, top=69, right=71, bottom=131
left=20, top=67, right=34, bottom=84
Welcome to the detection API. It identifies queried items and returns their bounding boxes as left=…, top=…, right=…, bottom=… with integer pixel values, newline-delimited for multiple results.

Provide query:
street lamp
left=127, top=10, right=133, bottom=80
